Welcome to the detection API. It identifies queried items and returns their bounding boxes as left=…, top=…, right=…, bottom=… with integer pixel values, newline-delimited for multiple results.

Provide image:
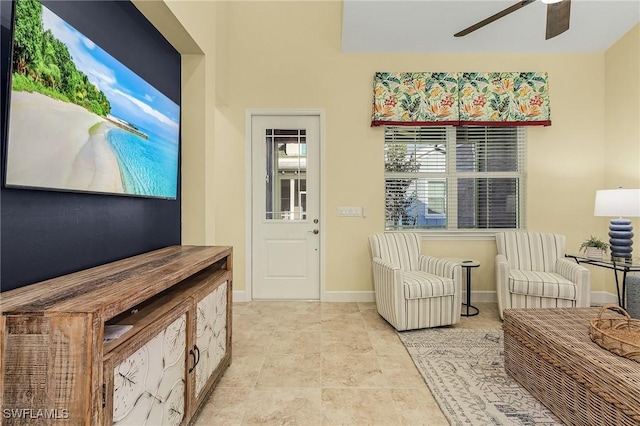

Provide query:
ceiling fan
left=454, top=0, right=571, bottom=40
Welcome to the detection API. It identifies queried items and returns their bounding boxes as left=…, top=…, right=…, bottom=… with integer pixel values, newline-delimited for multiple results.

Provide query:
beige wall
left=605, top=25, right=640, bottom=190
left=133, top=0, right=221, bottom=247
left=141, top=1, right=639, bottom=299
left=602, top=24, right=640, bottom=286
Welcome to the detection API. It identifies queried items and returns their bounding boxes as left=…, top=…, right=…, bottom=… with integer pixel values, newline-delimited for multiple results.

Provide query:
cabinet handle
left=194, top=345, right=201, bottom=366
left=188, top=349, right=197, bottom=373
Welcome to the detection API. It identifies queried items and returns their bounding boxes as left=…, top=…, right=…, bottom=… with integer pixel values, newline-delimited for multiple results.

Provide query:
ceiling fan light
left=541, top=0, right=563, bottom=4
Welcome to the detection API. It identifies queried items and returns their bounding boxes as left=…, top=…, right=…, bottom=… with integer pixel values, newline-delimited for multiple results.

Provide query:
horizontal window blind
left=384, top=126, right=526, bottom=231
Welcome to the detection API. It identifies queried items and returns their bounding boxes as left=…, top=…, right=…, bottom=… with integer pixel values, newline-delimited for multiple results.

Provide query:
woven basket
left=590, top=304, right=640, bottom=363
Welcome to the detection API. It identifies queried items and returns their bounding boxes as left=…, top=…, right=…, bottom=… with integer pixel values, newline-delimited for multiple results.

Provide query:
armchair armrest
left=418, top=255, right=462, bottom=283
left=372, top=257, right=401, bottom=273
left=556, top=257, right=591, bottom=306
left=495, top=255, right=510, bottom=288
left=371, top=257, right=404, bottom=328
left=555, top=257, right=589, bottom=282
left=495, top=254, right=511, bottom=319
left=372, top=257, right=403, bottom=289
left=496, top=254, right=509, bottom=271
left=418, top=256, right=462, bottom=315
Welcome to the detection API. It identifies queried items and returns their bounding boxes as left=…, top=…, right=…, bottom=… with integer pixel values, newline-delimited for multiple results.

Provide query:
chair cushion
left=509, top=270, right=577, bottom=301
left=403, top=271, right=455, bottom=300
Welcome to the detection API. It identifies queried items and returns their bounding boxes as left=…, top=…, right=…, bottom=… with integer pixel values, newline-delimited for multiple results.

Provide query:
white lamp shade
left=594, top=189, right=640, bottom=217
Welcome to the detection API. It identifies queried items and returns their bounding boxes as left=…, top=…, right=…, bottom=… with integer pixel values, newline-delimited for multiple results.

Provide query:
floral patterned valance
left=371, top=72, right=551, bottom=127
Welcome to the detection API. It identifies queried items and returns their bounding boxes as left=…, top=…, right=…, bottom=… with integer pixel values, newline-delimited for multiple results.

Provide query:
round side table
left=445, top=258, right=480, bottom=317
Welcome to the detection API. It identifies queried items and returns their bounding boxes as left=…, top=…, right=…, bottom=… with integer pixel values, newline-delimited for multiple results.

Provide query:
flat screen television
left=4, top=0, right=180, bottom=199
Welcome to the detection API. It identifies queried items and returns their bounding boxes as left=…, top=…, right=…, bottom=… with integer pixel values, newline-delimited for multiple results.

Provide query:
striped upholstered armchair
left=495, top=232, right=591, bottom=320
left=368, top=233, right=462, bottom=331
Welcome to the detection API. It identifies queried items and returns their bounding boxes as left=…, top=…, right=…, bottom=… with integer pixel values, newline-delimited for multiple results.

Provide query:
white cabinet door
left=111, top=314, right=187, bottom=425
left=195, top=281, right=228, bottom=398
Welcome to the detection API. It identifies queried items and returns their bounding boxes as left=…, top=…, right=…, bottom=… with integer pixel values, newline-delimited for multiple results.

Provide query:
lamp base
left=609, top=218, right=633, bottom=260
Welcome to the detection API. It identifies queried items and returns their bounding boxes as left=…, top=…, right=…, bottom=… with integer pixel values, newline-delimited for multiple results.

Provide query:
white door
left=251, top=114, right=320, bottom=300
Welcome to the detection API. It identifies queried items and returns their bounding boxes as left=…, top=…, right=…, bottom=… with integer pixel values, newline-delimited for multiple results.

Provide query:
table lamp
left=594, top=188, right=640, bottom=260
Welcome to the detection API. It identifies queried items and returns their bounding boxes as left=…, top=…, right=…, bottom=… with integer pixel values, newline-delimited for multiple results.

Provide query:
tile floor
left=193, top=301, right=503, bottom=425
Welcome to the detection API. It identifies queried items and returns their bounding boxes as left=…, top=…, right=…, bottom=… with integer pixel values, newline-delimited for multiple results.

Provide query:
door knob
left=309, top=229, right=319, bottom=234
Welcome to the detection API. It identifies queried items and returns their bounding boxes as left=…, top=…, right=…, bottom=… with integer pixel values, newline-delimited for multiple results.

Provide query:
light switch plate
left=337, top=207, right=362, bottom=217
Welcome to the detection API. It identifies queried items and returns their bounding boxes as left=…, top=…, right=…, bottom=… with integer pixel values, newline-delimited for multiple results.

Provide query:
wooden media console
left=0, top=245, right=232, bottom=425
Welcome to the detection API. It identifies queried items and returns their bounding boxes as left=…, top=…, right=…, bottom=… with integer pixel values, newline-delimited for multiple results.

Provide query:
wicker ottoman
left=503, top=308, right=640, bottom=426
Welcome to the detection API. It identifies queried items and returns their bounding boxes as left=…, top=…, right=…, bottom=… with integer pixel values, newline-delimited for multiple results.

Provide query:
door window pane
left=265, top=129, right=307, bottom=220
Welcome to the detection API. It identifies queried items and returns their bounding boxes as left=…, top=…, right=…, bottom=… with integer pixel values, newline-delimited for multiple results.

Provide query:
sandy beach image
left=6, top=91, right=124, bottom=194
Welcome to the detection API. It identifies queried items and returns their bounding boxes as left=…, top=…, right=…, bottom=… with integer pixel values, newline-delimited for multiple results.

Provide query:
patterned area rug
left=397, top=328, right=562, bottom=425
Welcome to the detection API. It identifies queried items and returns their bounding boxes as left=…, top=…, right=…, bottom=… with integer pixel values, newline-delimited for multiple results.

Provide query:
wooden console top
left=1, top=245, right=232, bottom=320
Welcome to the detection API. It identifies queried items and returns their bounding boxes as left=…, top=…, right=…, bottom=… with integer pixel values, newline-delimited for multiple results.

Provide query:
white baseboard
left=234, top=289, right=616, bottom=306
left=233, top=290, right=376, bottom=303
left=322, top=291, right=375, bottom=303
left=590, top=291, right=618, bottom=306
left=233, top=290, right=248, bottom=303
left=465, top=291, right=497, bottom=303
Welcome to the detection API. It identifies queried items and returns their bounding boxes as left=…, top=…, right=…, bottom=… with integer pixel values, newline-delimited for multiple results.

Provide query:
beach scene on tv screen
left=6, top=0, right=180, bottom=199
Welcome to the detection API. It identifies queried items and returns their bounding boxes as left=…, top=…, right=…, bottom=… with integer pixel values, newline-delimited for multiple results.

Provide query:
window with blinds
left=384, top=126, right=526, bottom=231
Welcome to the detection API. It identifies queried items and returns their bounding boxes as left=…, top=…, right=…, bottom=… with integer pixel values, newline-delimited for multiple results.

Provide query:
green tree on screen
left=11, top=0, right=111, bottom=117
left=12, top=0, right=43, bottom=76
left=37, top=29, right=62, bottom=89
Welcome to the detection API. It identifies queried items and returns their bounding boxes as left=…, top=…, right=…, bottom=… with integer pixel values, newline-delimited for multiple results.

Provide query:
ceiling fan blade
left=454, top=0, right=535, bottom=37
left=546, top=0, right=571, bottom=40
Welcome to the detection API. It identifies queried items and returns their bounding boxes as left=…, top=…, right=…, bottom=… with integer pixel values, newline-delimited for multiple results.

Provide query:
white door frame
left=244, top=109, right=326, bottom=302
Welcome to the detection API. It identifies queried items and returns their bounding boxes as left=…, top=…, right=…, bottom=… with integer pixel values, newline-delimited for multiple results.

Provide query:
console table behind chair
left=566, top=254, right=640, bottom=309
